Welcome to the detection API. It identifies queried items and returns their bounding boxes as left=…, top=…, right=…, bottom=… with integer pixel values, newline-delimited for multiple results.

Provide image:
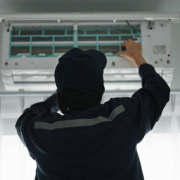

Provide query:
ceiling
left=0, top=0, right=179, bottom=13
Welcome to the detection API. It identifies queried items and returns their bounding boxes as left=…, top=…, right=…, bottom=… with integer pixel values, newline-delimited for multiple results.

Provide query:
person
left=15, top=39, right=170, bottom=180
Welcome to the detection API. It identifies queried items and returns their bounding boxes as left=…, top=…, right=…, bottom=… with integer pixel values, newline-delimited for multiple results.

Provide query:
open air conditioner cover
left=0, top=12, right=178, bottom=91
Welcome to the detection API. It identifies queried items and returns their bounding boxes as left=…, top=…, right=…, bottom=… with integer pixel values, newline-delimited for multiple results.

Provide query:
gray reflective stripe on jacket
left=34, top=104, right=125, bottom=130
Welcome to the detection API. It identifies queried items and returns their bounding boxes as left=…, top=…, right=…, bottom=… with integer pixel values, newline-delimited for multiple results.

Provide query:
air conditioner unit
left=0, top=12, right=179, bottom=92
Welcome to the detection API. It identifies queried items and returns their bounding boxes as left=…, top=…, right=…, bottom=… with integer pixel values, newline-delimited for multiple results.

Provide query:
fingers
left=121, top=41, right=128, bottom=47
left=117, top=39, right=134, bottom=56
left=128, top=39, right=133, bottom=42
left=121, top=39, right=134, bottom=47
left=117, top=51, right=126, bottom=56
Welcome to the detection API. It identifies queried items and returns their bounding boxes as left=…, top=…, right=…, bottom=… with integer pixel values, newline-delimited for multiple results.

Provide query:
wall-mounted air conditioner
left=0, top=13, right=179, bottom=91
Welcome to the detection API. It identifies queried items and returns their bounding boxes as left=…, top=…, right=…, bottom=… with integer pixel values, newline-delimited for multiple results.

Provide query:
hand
left=117, top=39, right=146, bottom=67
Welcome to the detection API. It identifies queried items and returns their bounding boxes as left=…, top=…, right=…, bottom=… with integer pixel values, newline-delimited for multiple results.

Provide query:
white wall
left=170, top=22, right=180, bottom=89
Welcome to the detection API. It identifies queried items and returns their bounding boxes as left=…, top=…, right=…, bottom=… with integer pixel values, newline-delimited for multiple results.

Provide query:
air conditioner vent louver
left=10, top=25, right=141, bottom=58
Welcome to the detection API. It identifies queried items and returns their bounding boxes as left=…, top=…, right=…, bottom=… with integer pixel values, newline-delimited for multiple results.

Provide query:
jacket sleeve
left=107, top=63, right=171, bottom=144
left=15, top=93, right=59, bottom=159
left=129, top=63, right=171, bottom=143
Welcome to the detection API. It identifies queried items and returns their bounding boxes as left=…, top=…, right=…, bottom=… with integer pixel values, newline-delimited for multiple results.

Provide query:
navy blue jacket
left=15, top=63, right=170, bottom=180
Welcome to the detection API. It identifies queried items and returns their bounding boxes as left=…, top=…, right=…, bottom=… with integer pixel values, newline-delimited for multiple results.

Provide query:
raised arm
left=117, top=39, right=170, bottom=143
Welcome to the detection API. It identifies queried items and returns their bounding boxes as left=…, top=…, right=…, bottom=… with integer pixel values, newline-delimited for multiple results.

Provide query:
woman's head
left=56, top=82, right=105, bottom=114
